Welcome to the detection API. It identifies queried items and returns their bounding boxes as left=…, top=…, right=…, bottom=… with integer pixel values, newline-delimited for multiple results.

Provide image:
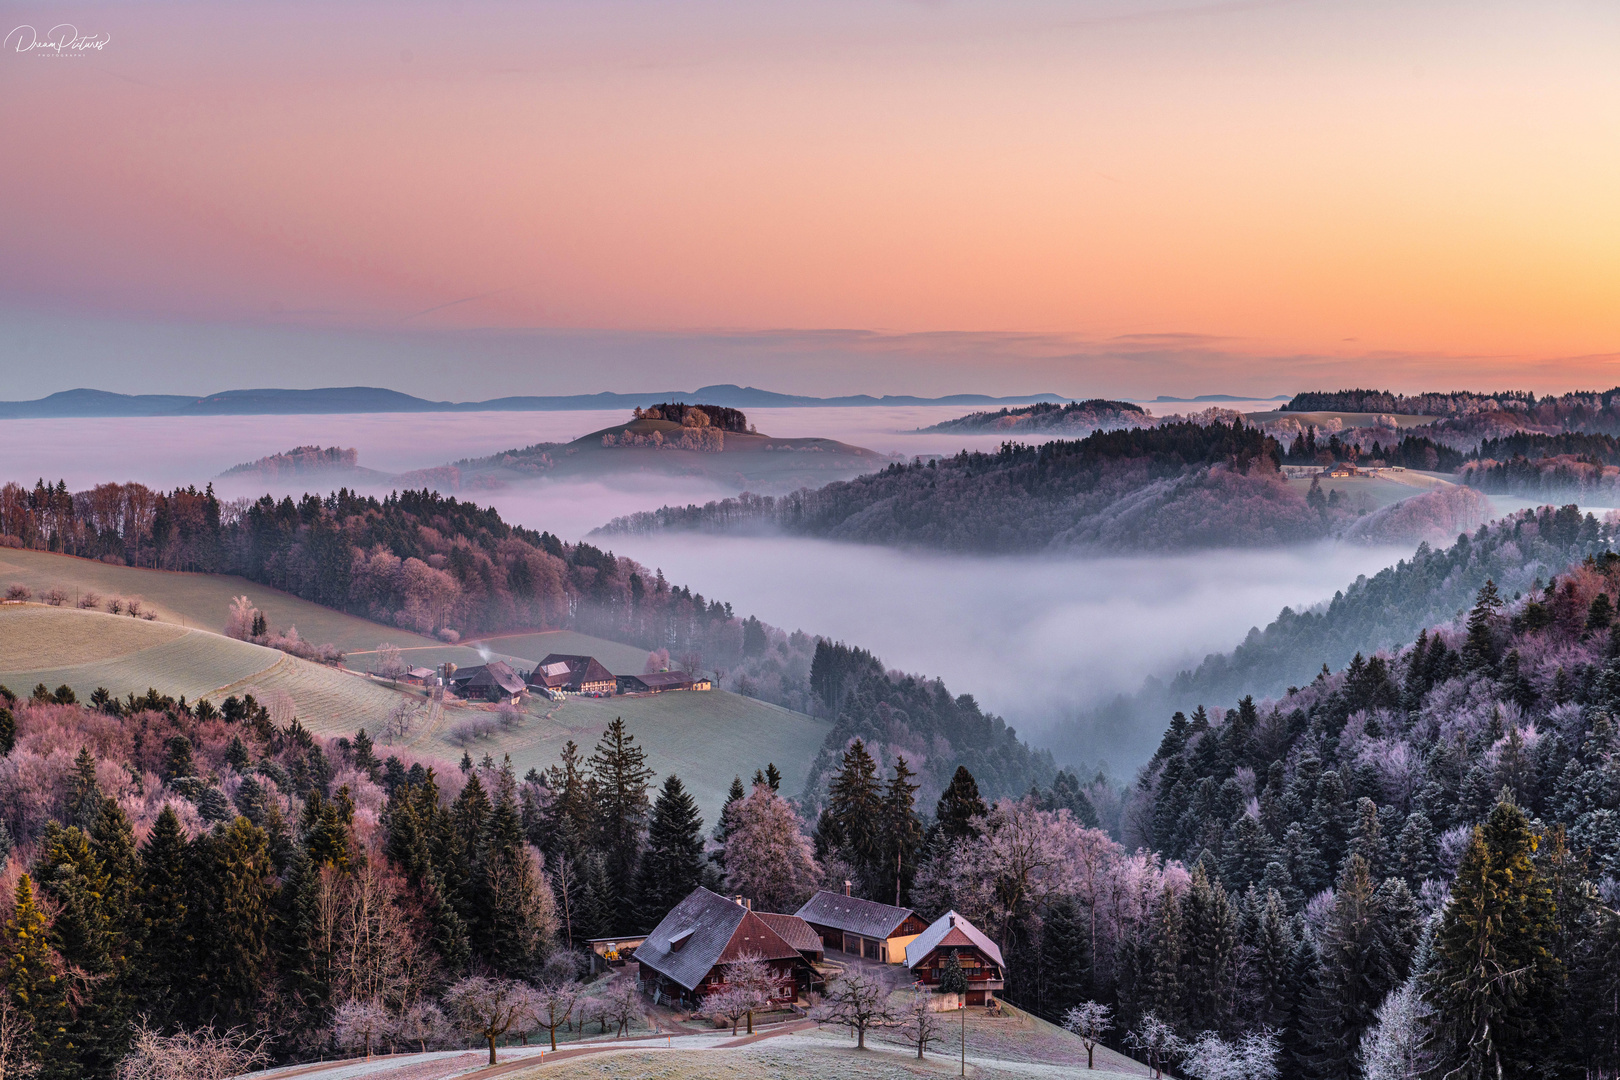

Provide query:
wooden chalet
left=794, top=886, right=928, bottom=964
left=446, top=661, right=526, bottom=703
left=905, top=910, right=1006, bottom=1006
left=634, top=888, right=811, bottom=1008
left=529, top=654, right=617, bottom=695
left=615, top=670, right=712, bottom=694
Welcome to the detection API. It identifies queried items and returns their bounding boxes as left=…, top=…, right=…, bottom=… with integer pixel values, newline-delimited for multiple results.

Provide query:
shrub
left=106, top=597, right=124, bottom=614
left=4, top=585, right=29, bottom=602
left=77, top=591, right=101, bottom=609
left=40, top=588, right=67, bottom=607
left=439, top=628, right=461, bottom=643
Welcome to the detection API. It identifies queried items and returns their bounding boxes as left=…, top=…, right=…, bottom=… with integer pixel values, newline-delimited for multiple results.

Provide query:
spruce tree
left=0, top=706, right=14, bottom=757
left=588, top=718, right=655, bottom=928
left=1462, top=579, right=1503, bottom=674
left=1425, top=799, right=1564, bottom=1079
left=826, top=739, right=883, bottom=892
left=880, top=756, right=923, bottom=906
left=1302, top=855, right=1402, bottom=1080
left=5, top=874, right=59, bottom=1067
left=477, top=768, right=551, bottom=971
left=188, top=817, right=275, bottom=1028
left=935, top=765, right=987, bottom=840
left=1178, top=865, right=1235, bottom=1034
left=635, top=775, right=706, bottom=930
left=65, top=747, right=102, bottom=832
left=1037, top=896, right=1090, bottom=1022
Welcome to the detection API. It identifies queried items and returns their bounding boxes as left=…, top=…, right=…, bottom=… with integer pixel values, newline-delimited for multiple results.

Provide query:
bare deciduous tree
left=383, top=698, right=422, bottom=743
left=701, top=986, right=758, bottom=1037
left=115, top=1021, right=270, bottom=1080
left=897, top=994, right=948, bottom=1060
left=599, top=977, right=645, bottom=1037
left=0, top=997, right=39, bottom=1079
left=724, top=952, right=779, bottom=1034
left=395, top=1000, right=447, bottom=1053
left=813, top=966, right=897, bottom=1049
left=1125, top=1012, right=1185, bottom=1080
left=375, top=642, right=408, bottom=683
left=527, top=979, right=582, bottom=1051
left=332, top=998, right=390, bottom=1060
left=76, top=590, right=100, bottom=610
left=444, top=976, right=531, bottom=1066
left=1063, top=1001, right=1114, bottom=1069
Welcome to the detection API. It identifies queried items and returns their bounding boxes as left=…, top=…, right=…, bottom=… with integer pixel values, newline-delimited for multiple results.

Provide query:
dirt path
left=254, top=1018, right=815, bottom=1080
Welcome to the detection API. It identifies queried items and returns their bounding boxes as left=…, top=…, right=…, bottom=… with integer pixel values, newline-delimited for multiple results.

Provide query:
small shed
left=616, top=670, right=709, bottom=694
left=586, top=934, right=647, bottom=975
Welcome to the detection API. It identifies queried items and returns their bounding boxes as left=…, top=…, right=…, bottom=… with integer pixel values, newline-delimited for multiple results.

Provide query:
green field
left=0, top=597, right=828, bottom=822
left=0, top=548, right=445, bottom=654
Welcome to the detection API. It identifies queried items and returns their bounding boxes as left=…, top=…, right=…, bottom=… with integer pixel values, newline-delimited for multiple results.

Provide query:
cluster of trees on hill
left=1284, top=389, right=1538, bottom=415
left=921, top=399, right=1148, bottom=434
left=630, top=402, right=750, bottom=433
left=1060, top=504, right=1617, bottom=762
left=1279, top=429, right=1466, bottom=472
left=601, top=421, right=1359, bottom=553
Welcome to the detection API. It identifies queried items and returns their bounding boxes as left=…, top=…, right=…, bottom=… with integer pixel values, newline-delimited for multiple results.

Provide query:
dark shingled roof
left=467, top=660, right=526, bottom=695
left=756, top=913, right=823, bottom=954
left=794, top=890, right=914, bottom=939
left=636, top=887, right=800, bottom=991
left=530, top=653, right=616, bottom=689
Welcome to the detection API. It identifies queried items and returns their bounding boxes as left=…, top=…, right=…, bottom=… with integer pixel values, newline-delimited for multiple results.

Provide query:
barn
left=528, top=654, right=617, bottom=695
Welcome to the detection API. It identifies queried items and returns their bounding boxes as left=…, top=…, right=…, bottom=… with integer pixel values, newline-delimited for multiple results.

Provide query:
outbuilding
left=794, top=886, right=928, bottom=964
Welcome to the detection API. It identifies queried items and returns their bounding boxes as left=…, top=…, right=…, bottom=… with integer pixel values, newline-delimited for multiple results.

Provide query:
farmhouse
left=905, top=911, right=1007, bottom=1006
left=446, top=661, right=526, bottom=703
left=754, top=912, right=825, bottom=965
left=634, top=887, right=811, bottom=1008
left=401, top=666, right=436, bottom=686
left=615, top=670, right=712, bottom=694
left=528, top=653, right=617, bottom=695
left=794, top=886, right=928, bottom=963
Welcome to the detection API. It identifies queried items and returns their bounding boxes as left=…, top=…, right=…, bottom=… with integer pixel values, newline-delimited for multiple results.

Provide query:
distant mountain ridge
left=0, top=384, right=1068, bottom=418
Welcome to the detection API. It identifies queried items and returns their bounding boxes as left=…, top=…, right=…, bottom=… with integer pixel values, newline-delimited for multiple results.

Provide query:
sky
left=3, top=0, right=1619, bottom=398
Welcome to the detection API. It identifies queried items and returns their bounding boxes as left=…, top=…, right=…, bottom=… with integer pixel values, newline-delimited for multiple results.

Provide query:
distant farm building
left=528, top=654, right=617, bottom=695
left=794, top=886, right=928, bottom=964
left=616, top=670, right=712, bottom=694
left=401, top=666, right=436, bottom=686
left=634, top=887, right=812, bottom=1008
left=905, top=911, right=1007, bottom=1006
left=446, top=660, right=526, bottom=703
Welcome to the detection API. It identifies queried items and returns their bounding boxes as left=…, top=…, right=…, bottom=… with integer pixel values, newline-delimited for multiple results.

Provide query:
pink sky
left=2, top=0, right=1618, bottom=396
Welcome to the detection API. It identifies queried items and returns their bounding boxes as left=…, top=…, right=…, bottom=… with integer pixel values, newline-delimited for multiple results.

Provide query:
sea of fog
left=0, top=404, right=1421, bottom=766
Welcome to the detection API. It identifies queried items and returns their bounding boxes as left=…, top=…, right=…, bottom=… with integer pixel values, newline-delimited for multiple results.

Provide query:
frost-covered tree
left=722, top=784, right=820, bottom=913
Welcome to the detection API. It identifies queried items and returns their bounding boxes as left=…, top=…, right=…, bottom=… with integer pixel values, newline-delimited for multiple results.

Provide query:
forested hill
left=1059, top=504, right=1613, bottom=763
left=1119, top=554, right=1620, bottom=1077
left=600, top=420, right=1347, bottom=553
left=0, top=478, right=1052, bottom=807
left=1283, top=388, right=1536, bottom=414
left=919, top=398, right=1147, bottom=434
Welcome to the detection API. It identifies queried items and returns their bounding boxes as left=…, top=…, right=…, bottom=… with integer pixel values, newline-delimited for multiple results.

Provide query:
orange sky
left=2, top=0, right=1619, bottom=394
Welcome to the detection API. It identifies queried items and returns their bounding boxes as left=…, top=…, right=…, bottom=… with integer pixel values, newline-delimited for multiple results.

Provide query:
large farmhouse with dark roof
left=905, top=910, right=1006, bottom=1006
left=794, top=887, right=928, bottom=964
left=446, top=660, right=526, bottom=703
left=634, top=888, right=812, bottom=1008
left=528, top=654, right=617, bottom=695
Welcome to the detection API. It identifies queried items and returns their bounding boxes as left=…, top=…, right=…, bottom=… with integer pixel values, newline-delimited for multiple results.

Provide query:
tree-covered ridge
left=1118, top=557, right=1620, bottom=1076
left=600, top=420, right=1361, bottom=552
left=1284, top=389, right=1538, bottom=415
left=920, top=398, right=1148, bottom=434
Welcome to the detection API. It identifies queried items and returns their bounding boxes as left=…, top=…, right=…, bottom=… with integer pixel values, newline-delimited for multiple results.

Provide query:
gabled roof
left=468, top=660, right=525, bottom=695
left=755, top=912, right=822, bottom=954
left=905, top=910, right=1005, bottom=970
left=446, top=664, right=484, bottom=683
left=405, top=667, right=435, bottom=679
left=636, top=887, right=800, bottom=991
left=633, top=670, right=696, bottom=690
left=532, top=653, right=617, bottom=687
left=794, top=890, right=914, bottom=939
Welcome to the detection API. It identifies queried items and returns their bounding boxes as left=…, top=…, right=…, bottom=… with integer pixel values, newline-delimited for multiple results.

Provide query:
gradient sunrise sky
left=1, top=0, right=1617, bottom=398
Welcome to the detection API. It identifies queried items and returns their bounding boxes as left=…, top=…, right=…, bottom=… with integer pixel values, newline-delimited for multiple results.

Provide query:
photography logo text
left=5, top=23, right=110, bottom=57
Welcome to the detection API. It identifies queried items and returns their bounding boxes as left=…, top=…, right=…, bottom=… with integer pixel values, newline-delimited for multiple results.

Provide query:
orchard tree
left=815, top=967, right=896, bottom=1049
left=897, top=994, right=947, bottom=1060
left=332, top=998, right=388, bottom=1060
left=444, top=977, right=529, bottom=1066
left=1064, top=1001, right=1113, bottom=1069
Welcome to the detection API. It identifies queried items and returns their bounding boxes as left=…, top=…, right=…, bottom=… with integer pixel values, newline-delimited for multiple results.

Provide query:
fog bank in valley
left=1, top=407, right=1425, bottom=768
left=604, top=532, right=1416, bottom=768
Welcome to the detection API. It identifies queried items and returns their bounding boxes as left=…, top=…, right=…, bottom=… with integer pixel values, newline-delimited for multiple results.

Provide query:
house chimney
left=734, top=895, right=745, bottom=906
left=746, top=898, right=753, bottom=911
left=844, top=880, right=852, bottom=896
